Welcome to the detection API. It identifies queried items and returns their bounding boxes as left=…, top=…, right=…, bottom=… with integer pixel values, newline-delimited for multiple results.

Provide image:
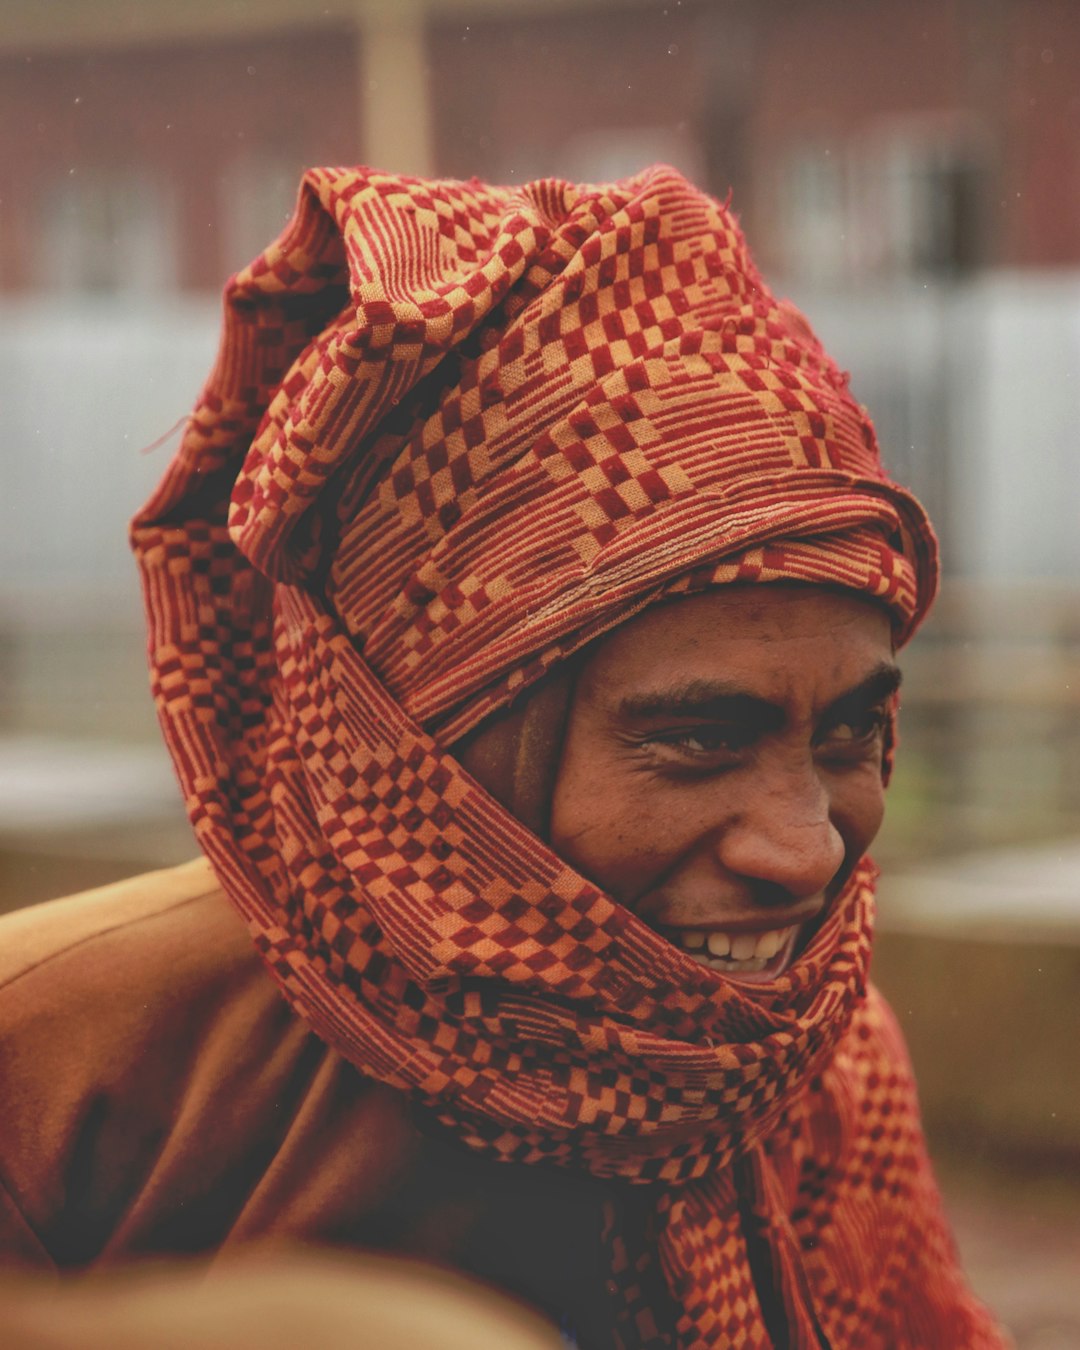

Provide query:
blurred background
left=0, top=0, right=1077, bottom=1342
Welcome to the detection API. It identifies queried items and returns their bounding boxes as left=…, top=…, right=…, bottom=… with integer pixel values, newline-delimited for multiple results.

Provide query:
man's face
left=549, top=584, right=897, bottom=984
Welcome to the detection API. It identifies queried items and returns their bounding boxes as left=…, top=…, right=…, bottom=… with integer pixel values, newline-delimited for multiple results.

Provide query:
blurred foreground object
left=0, top=1250, right=561, bottom=1350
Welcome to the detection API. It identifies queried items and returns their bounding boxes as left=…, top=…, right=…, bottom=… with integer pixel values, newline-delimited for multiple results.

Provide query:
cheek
left=549, top=761, right=679, bottom=902
left=830, top=766, right=887, bottom=860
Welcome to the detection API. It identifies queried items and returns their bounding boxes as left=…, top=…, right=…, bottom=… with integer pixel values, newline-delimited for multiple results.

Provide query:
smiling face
left=548, top=584, right=898, bottom=983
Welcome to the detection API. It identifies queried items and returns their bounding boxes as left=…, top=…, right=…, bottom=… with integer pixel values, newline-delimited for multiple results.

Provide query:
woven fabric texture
left=132, top=165, right=999, bottom=1347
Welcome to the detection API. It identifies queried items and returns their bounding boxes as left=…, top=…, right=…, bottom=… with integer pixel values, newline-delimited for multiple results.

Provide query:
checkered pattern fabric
left=132, top=166, right=1001, bottom=1347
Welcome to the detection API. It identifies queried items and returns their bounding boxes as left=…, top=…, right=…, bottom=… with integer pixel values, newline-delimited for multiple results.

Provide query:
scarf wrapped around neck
left=132, top=166, right=1001, bottom=1348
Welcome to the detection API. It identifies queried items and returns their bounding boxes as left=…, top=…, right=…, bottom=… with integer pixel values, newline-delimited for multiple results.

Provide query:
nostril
left=748, top=879, right=802, bottom=909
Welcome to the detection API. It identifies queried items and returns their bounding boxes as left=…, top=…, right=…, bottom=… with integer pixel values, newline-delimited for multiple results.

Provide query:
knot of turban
left=132, top=166, right=998, bottom=1348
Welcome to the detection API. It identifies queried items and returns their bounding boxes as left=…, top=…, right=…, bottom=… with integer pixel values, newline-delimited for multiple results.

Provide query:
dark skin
left=548, top=585, right=898, bottom=982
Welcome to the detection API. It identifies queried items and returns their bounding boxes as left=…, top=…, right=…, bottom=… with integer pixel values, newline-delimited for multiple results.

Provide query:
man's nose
left=714, top=764, right=845, bottom=902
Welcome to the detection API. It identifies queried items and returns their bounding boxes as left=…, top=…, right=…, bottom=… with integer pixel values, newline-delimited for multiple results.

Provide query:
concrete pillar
left=356, top=0, right=434, bottom=176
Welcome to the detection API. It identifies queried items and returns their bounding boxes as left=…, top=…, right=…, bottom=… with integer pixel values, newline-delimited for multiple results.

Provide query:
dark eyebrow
left=821, top=663, right=902, bottom=724
left=616, top=680, right=785, bottom=731
left=614, top=663, right=901, bottom=728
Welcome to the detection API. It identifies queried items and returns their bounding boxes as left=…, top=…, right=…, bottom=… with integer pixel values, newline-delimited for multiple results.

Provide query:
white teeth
left=676, top=925, right=795, bottom=968
left=687, top=952, right=768, bottom=973
left=730, top=933, right=757, bottom=961
left=755, top=929, right=784, bottom=960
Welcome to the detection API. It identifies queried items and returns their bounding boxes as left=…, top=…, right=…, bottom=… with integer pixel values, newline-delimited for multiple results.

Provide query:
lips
left=665, top=923, right=801, bottom=981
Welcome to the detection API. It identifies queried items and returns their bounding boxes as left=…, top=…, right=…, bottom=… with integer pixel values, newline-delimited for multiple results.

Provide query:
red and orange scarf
left=132, top=166, right=1002, bottom=1347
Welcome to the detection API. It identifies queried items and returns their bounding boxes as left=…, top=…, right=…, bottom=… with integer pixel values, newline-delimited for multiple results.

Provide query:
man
left=0, top=165, right=1004, bottom=1347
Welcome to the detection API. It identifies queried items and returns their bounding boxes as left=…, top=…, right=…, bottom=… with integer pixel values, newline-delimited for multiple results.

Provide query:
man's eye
left=818, top=708, right=888, bottom=750
left=641, top=726, right=746, bottom=761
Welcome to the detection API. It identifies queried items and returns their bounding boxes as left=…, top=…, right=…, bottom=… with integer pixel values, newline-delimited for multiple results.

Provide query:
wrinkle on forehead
left=576, top=585, right=895, bottom=714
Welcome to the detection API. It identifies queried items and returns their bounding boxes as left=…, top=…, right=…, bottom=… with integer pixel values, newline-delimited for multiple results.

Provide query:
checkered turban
left=132, top=167, right=1002, bottom=1348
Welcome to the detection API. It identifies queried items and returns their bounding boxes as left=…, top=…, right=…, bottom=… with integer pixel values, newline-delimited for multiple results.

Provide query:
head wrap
left=132, top=167, right=997, bottom=1347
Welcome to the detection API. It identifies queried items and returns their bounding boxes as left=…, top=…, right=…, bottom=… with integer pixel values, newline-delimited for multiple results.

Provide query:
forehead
left=578, top=584, right=894, bottom=703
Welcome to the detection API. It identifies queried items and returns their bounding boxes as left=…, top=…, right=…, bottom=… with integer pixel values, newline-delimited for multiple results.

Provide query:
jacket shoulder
left=0, top=858, right=231, bottom=988
left=0, top=859, right=278, bottom=1093
left=0, top=860, right=303, bottom=1267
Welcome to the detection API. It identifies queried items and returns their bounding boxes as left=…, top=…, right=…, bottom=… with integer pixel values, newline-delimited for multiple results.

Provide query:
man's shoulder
left=0, top=858, right=250, bottom=995
left=0, top=861, right=373, bottom=1269
left=0, top=858, right=277, bottom=1087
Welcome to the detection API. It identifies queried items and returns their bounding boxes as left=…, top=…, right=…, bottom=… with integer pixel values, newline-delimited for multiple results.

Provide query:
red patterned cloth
left=132, top=166, right=1001, bottom=1347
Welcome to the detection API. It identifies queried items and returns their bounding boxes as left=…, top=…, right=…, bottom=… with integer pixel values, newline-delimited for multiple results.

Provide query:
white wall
left=0, top=296, right=219, bottom=618
left=791, top=272, right=1080, bottom=582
